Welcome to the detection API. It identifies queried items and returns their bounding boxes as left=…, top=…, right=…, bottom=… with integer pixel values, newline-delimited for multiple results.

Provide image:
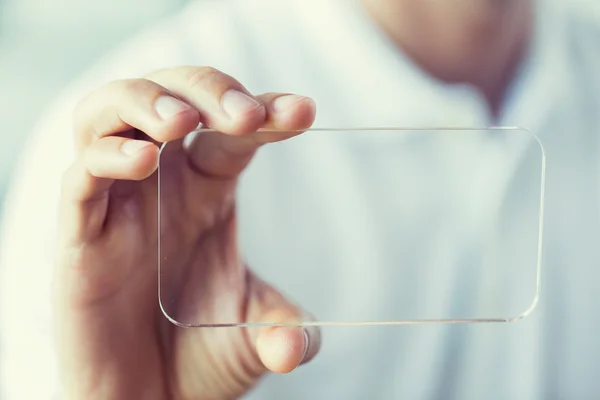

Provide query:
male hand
left=55, top=66, right=320, bottom=399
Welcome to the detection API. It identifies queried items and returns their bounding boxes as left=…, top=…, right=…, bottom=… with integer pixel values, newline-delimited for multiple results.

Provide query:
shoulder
left=559, top=1, right=600, bottom=106
left=538, top=0, right=600, bottom=113
left=563, top=0, right=600, bottom=29
left=558, top=1, right=600, bottom=56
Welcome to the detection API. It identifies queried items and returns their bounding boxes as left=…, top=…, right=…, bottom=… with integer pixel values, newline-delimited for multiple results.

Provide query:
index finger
left=73, top=78, right=202, bottom=153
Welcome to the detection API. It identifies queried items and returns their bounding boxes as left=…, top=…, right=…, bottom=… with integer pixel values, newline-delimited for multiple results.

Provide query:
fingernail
left=297, top=328, right=310, bottom=368
left=273, top=95, right=311, bottom=113
left=154, top=96, right=192, bottom=120
left=121, top=140, right=152, bottom=156
left=221, top=90, right=262, bottom=119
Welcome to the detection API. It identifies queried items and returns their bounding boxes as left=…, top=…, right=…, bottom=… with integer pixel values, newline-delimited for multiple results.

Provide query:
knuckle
left=143, top=66, right=168, bottom=78
left=185, top=66, right=225, bottom=90
left=113, top=78, right=156, bottom=96
left=72, top=78, right=156, bottom=134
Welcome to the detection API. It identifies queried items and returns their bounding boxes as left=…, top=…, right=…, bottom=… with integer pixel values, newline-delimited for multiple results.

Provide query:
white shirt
left=1, top=0, right=600, bottom=398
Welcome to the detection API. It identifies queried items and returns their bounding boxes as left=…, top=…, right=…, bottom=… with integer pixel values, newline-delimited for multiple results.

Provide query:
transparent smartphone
left=158, top=127, right=545, bottom=327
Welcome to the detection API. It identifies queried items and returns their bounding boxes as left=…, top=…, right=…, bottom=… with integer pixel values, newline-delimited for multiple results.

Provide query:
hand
left=55, top=66, right=321, bottom=400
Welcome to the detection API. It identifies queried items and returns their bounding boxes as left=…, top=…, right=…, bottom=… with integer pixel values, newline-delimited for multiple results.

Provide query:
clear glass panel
left=158, top=128, right=545, bottom=327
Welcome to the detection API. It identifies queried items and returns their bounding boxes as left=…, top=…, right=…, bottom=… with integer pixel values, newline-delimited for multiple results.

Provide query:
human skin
left=55, top=66, right=320, bottom=400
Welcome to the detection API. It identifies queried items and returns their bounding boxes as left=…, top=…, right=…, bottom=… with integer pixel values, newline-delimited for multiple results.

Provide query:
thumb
left=245, top=274, right=321, bottom=374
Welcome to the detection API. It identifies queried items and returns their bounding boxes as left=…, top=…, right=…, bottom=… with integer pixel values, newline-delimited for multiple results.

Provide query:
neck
left=362, top=0, right=533, bottom=115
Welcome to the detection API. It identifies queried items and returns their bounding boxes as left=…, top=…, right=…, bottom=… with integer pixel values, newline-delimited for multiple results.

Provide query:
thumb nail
left=297, top=328, right=310, bottom=368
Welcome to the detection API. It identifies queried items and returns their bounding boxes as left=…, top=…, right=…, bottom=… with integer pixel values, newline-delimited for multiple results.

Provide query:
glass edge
left=157, top=126, right=548, bottom=328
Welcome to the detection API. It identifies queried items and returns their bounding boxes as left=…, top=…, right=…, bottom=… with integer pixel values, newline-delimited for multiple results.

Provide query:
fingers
left=235, top=92, right=317, bottom=147
left=65, top=66, right=268, bottom=240
left=74, top=65, right=274, bottom=152
left=64, top=65, right=317, bottom=240
left=73, top=78, right=201, bottom=151
left=70, top=66, right=269, bottom=211
left=245, top=273, right=321, bottom=375
left=181, top=93, right=316, bottom=177
left=259, top=93, right=317, bottom=132
left=73, top=67, right=316, bottom=183
left=59, top=137, right=160, bottom=241
left=63, top=138, right=159, bottom=201
left=254, top=309, right=321, bottom=374
left=85, top=137, right=160, bottom=181
left=147, top=66, right=268, bottom=135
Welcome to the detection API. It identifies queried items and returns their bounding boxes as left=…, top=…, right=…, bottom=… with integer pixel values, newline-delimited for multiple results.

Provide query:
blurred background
left=1, top=0, right=597, bottom=216
left=0, top=0, right=191, bottom=216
